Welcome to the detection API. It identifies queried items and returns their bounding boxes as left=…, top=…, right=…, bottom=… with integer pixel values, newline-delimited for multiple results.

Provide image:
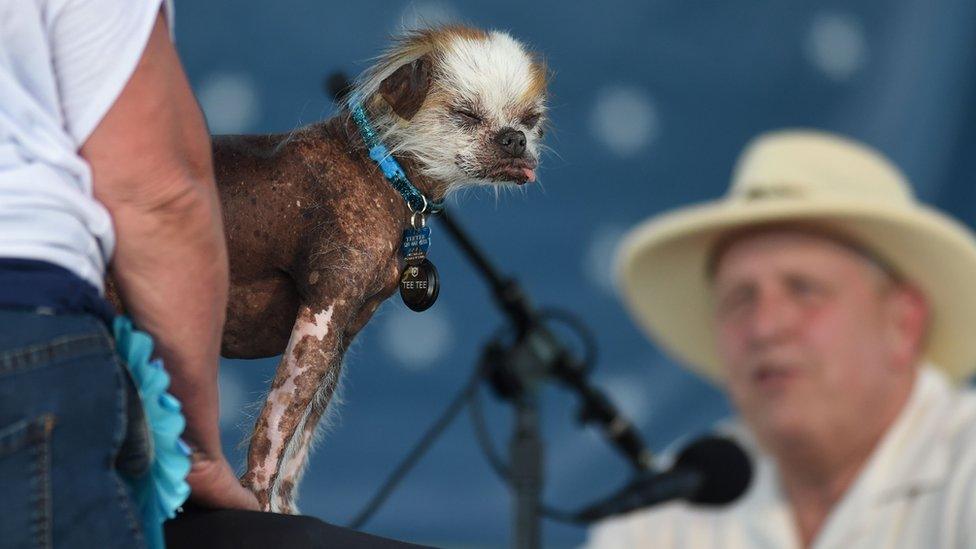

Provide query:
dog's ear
left=378, top=55, right=432, bottom=121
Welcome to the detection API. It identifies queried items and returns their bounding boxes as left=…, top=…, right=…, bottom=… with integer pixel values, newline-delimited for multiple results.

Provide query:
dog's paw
left=269, top=489, right=300, bottom=515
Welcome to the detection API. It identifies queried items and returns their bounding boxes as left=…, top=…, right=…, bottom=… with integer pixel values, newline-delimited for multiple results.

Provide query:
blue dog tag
left=399, top=225, right=438, bottom=311
left=401, top=226, right=431, bottom=263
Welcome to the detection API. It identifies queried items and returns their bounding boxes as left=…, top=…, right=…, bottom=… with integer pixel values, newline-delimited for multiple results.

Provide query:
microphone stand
left=436, top=209, right=652, bottom=549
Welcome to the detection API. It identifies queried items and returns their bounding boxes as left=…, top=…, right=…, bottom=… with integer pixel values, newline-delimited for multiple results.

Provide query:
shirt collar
left=859, top=365, right=953, bottom=501
left=738, top=365, right=953, bottom=502
left=729, top=365, right=956, bottom=547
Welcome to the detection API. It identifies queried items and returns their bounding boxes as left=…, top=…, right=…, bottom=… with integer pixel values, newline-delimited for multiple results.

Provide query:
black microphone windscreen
left=324, top=71, right=353, bottom=105
left=674, top=436, right=753, bottom=506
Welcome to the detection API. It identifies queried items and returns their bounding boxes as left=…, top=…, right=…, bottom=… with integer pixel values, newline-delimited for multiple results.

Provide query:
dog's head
left=349, top=26, right=549, bottom=192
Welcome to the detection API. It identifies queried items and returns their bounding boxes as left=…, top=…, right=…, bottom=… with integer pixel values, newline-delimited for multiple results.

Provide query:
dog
left=212, top=26, right=548, bottom=512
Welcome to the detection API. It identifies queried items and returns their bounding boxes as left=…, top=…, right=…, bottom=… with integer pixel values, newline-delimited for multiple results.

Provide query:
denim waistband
left=0, top=258, right=115, bottom=327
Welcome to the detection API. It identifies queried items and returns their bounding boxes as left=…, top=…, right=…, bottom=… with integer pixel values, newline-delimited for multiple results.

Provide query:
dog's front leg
left=242, top=300, right=352, bottom=512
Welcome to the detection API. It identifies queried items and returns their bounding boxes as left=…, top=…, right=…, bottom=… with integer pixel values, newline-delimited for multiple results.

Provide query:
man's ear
left=885, top=284, right=930, bottom=370
left=378, top=55, right=432, bottom=121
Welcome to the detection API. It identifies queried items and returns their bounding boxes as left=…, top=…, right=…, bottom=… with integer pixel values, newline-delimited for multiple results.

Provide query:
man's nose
left=495, top=128, right=526, bottom=157
left=749, top=291, right=799, bottom=345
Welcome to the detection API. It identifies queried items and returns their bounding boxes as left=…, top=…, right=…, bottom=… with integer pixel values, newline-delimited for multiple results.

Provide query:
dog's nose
left=495, top=128, right=527, bottom=157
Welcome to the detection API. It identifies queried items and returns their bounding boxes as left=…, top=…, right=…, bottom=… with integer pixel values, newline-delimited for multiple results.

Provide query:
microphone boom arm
left=437, top=209, right=653, bottom=472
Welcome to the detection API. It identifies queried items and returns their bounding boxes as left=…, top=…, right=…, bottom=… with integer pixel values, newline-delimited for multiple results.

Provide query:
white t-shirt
left=0, top=0, right=172, bottom=292
left=585, top=367, right=976, bottom=548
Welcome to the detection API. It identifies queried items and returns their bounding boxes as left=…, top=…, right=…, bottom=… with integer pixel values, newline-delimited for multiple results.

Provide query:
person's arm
left=80, top=12, right=257, bottom=511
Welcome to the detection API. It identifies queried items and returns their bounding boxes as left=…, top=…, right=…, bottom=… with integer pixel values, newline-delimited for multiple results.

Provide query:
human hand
left=185, top=451, right=260, bottom=511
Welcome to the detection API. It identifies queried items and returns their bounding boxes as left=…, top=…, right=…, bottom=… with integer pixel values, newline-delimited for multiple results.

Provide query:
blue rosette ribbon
left=113, top=316, right=192, bottom=549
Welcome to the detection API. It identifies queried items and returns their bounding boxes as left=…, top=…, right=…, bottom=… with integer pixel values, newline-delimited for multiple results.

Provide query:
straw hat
left=615, top=129, right=976, bottom=384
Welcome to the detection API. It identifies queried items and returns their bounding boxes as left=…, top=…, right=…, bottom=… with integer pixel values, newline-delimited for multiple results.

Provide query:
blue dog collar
left=350, top=103, right=443, bottom=215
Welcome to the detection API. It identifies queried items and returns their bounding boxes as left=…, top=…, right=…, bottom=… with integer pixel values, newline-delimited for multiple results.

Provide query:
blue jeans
left=0, top=310, right=146, bottom=548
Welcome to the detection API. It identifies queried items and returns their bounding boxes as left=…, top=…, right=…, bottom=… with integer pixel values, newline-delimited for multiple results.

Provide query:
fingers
left=186, top=453, right=260, bottom=511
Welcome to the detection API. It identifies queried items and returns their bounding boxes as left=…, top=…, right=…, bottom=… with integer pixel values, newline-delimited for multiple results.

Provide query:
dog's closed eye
left=521, top=112, right=541, bottom=129
left=452, top=108, right=483, bottom=126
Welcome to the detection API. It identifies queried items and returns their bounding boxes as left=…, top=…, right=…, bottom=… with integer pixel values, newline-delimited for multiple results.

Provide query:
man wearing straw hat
left=587, top=130, right=976, bottom=548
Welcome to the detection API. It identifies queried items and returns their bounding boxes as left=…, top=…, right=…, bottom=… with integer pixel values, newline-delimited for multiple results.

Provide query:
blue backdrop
left=171, top=1, right=976, bottom=546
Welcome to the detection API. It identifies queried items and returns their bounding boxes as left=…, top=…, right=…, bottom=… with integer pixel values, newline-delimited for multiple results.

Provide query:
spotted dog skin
left=100, top=26, right=550, bottom=514
left=217, top=25, right=548, bottom=512
left=102, top=26, right=547, bottom=514
left=215, top=117, right=442, bottom=512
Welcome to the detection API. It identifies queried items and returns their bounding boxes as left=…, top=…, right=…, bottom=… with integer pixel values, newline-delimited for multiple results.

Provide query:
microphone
left=324, top=71, right=353, bottom=105
left=575, top=436, right=753, bottom=523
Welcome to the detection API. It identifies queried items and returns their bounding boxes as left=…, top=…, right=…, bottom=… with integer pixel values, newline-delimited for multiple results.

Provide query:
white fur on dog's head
left=348, top=26, right=548, bottom=194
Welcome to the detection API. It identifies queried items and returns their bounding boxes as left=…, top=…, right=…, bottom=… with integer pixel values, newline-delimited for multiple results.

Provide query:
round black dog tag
left=399, top=258, right=440, bottom=312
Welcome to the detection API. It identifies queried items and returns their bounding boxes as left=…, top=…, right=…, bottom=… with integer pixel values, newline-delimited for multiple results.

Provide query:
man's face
left=710, top=229, right=924, bottom=450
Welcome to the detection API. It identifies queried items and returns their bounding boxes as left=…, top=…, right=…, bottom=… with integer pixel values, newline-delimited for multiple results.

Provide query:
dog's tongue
left=522, top=167, right=536, bottom=183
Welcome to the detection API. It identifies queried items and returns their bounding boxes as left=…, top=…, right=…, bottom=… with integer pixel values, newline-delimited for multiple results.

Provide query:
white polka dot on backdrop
left=218, top=367, right=247, bottom=429
left=599, top=372, right=652, bottom=425
left=197, top=72, right=261, bottom=134
left=590, top=85, right=660, bottom=158
left=804, top=11, right=868, bottom=82
left=380, top=305, right=453, bottom=372
left=583, top=224, right=627, bottom=294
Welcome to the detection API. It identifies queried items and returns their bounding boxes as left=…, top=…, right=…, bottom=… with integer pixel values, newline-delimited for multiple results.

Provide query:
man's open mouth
left=752, top=363, right=800, bottom=390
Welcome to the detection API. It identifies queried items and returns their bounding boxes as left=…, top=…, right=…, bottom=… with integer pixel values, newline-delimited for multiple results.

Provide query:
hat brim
left=616, top=198, right=976, bottom=385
